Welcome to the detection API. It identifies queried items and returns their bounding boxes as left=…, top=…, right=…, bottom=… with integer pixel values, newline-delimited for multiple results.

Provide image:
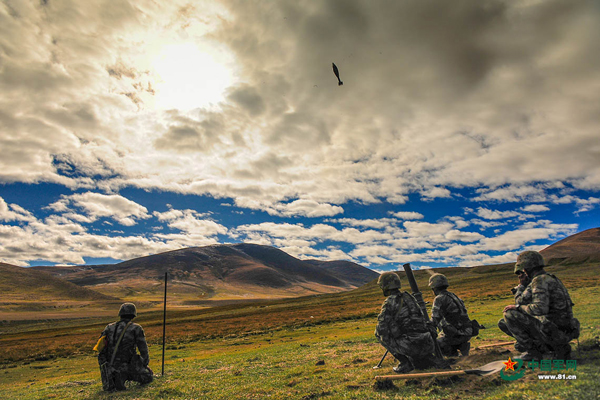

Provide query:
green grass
left=2, top=284, right=599, bottom=400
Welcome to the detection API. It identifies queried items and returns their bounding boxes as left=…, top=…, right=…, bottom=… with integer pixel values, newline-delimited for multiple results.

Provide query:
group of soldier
left=96, top=250, right=580, bottom=391
left=375, top=250, right=580, bottom=374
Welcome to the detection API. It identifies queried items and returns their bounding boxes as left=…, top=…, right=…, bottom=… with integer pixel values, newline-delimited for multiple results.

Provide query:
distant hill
left=33, top=244, right=378, bottom=304
left=303, top=259, right=379, bottom=287
left=540, top=227, right=600, bottom=263
left=0, top=262, right=117, bottom=302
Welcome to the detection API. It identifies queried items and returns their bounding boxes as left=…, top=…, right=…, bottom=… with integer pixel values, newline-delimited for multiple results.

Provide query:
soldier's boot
left=514, top=341, right=528, bottom=353
left=392, top=355, right=414, bottom=374
left=445, top=347, right=459, bottom=357
left=552, top=344, right=572, bottom=361
left=458, top=342, right=470, bottom=356
left=432, top=357, right=451, bottom=370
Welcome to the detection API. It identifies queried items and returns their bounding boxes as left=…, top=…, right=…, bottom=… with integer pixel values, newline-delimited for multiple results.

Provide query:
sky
left=1, top=0, right=599, bottom=271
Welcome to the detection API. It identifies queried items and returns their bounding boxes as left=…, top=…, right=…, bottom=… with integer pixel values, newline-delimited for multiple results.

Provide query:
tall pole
left=162, top=271, right=167, bottom=376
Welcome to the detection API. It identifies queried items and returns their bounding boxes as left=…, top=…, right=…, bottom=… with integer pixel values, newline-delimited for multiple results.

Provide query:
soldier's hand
left=503, top=305, right=517, bottom=313
left=518, top=273, right=530, bottom=286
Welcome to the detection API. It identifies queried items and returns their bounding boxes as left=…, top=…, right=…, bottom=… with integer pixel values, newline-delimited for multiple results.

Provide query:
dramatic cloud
left=1, top=0, right=599, bottom=211
left=0, top=0, right=598, bottom=268
left=48, top=192, right=151, bottom=226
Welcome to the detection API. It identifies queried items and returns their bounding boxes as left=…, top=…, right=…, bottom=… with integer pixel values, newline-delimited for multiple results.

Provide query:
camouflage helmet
left=378, top=272, right=401, bottom=291
left=515, top=251, right=545, bottom=274
left=428, top=273, right=449, bottom=290
left=118, top=303, right=137, bottom=317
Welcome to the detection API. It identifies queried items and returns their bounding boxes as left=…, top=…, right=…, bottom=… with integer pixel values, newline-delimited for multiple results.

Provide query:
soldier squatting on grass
left=94, top=303, right=153, bottom=392
left=500, top=251, right=581, bottom=361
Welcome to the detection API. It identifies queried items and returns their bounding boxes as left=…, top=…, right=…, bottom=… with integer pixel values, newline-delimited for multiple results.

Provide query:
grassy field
left=1, top=263, right=600, bottom=399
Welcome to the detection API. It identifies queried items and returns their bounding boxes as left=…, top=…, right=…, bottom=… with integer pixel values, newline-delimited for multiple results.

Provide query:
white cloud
left=153, top=208, right=227, bottom=237
left=444, top=230, right=485, bottom=242
left=474, top=207, right=524, bottom=220
left=326, top=218, right=396, bottom=229
left=521, top=204, right=550, bottom=212
left=48, top=192, right=151, bottom=226
left=549, top=195, right=600, bottom=213
left=0, top=197, right=37, bottom=223
left=389, top=211, right=424, bottom=220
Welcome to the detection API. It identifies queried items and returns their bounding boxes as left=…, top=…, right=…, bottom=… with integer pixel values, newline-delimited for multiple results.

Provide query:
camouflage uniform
left=431, top=290, right=473, bottom=356
left=498, top=283, right=532, bottom=337
left=98, top=304, right=153, bottom=391
left=375, top=290, right=437, bottom=369
left=502, top=251, right=579, bottom=359
left=504, top=271, right=576, bottom=354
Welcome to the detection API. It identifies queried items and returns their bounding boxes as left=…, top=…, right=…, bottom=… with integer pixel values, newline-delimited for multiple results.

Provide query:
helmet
left=118, top=303, right=137, bottom=317
left=515, top=251, right=544, bottom=274
left=378, top=272, right=401, bottom=291
left=428, top=273, right=449, bottom=290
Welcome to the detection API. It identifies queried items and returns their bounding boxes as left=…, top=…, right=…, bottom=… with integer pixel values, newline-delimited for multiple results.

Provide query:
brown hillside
left=303, top=259, right=380, bottom=287
left=540, top=227, right=600, bottom=261
left=0, top=263, right=117, bottom=302
left=32, top=244, right=374, bottom=304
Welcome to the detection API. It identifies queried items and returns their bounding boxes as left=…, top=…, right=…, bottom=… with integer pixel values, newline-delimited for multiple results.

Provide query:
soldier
left=502, top=251, right=580, bottom=361
left=497, top=262, right=531, bottom=338
left=429, top=273, right=473, bottom=357
left=97, top=303, right=153, bottom=391
left=375, top=272, right=441, bottom=373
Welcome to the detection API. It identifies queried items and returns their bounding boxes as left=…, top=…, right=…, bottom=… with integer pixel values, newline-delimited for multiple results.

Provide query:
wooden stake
left=162, top=272, right=167, bottom=376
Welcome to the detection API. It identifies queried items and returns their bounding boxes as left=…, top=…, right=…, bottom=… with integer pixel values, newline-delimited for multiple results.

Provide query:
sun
left=151, top=42, right=235, bottom=111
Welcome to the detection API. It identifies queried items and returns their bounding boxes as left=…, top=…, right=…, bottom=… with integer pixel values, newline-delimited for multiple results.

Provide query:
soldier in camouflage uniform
left=498, top=262, right=531, bottom=337
left=375, top=272, right=440, bottom=373
left=98, top=303, right=153, bottom=391
left=502, top=251, right=580, bottom=361
left=429, top=273, right=473, bottom=357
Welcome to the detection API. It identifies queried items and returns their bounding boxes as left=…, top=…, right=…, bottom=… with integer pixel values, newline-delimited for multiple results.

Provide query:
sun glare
left=152, top=42, right=234, bottom=111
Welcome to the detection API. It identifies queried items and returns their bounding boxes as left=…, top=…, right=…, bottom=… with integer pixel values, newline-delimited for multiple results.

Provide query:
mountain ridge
left=32, top=243, right=379, bottom=303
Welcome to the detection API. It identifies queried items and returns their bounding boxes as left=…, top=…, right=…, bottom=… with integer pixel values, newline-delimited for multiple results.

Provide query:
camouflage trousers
left=502, top=309, right=571, bottom=354
left=377, top=331, right=437, bottom=369
left=437, top=333, right=471, bottom=356
left=102, top=355, right=153, bottom=391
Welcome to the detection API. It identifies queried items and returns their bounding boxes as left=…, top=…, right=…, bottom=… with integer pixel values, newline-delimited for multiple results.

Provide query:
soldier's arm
left=97, top=326, right=110, bottom=365
left=135, top=326, right=150, bottom=366
left=375, top=297, right=407, bottom=359
left=430, top=295, right=444, bottom=328
left=513, top=284, right=527, bottom=304
left=375, top=298, right=393, bottom=341
left=520, top=279, right=549, bottom=316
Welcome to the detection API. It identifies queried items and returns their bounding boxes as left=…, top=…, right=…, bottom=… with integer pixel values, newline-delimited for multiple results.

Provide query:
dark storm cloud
left=227, top=85, right=266, bottom=115
left=154, top=113, right=224, bottom=153
left=213, top=0, right=600, bottom=195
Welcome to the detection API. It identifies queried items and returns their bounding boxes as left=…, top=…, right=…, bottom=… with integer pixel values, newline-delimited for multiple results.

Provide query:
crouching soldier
left=429, top=273, right=473, bottom=357
left=375, top=272, right=442, bottom=373
left=502, top=251, right=580, bottom=361
left=95, top=303, right=153, bottom=391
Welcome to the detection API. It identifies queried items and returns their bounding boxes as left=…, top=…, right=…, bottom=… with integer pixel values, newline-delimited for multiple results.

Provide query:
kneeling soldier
left=375, top=272, right=440, bottom=373
left=429, top=273, right=473, bottom=357
left=502, top=251, right=580, bottom=361
left=96, top=303, right=153, bottom=391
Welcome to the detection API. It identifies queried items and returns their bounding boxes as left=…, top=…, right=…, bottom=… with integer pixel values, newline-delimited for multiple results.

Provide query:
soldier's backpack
left=99, top=321, right=133, bottom=392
